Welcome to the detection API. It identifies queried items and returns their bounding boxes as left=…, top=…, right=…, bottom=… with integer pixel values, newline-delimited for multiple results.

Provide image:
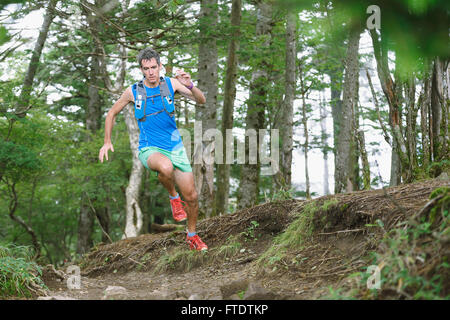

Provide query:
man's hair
left=137, top=47, right=160, bottom=67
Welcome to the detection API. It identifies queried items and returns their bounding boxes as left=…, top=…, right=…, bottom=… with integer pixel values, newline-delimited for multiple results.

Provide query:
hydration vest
left=132, top=76, right=175, bottom=122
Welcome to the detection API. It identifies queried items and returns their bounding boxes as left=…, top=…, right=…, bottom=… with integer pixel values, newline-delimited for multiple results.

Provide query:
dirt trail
left=41, top=178, right=449, bottom=300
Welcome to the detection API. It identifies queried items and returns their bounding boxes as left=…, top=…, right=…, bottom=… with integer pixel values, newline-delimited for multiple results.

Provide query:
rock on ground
left=37, top=295, right=77, bottom=300
left=102, top=285, right=128, bottom=300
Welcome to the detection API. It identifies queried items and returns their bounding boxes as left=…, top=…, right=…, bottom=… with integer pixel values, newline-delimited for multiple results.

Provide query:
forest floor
left=39, top=177, right=449, bottom=300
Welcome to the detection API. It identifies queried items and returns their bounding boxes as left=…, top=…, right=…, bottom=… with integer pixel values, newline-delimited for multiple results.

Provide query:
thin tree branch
left=366, top=68, right=391, bottom=145
left=84, top=191, right=113, bottom=244
left=7, top=181, right=41, bottom=260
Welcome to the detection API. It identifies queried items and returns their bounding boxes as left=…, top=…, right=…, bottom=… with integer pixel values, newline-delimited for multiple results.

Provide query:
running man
left=98, top=48, right=208, bottom=251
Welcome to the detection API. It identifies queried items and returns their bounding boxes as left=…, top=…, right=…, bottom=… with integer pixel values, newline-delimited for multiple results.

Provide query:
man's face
left=140, top=58, right=161, bottom=84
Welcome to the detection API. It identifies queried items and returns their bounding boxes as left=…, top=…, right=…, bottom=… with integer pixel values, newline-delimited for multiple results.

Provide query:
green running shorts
left=138, top=146, right=192, bottom=173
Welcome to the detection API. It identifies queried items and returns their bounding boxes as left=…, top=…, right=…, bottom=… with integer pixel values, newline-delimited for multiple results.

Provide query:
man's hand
left=175, top=69, right=193, bottom=88
left=172, top=69, right=206, bottom=104
left=99, top=142, right=114, bottom=163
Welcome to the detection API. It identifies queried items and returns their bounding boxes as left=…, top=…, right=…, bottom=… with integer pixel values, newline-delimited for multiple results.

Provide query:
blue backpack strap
left=159, top=77, right=175, bottom=116
left=134, top=79, right=147, bottom=121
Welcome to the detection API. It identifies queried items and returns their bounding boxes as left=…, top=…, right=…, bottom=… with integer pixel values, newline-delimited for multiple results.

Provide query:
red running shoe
left=186, top=234, right=208, bottom=251
left=170, top=196, right=187, bottom=222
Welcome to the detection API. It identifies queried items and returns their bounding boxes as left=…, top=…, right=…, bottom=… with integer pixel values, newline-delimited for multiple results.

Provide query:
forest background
left=0, top=0, right=448, bottom=267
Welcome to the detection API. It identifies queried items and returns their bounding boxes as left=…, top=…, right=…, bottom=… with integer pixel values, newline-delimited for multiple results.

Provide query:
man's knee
left=184, top=189, right=198, bottom=203
left=157, top=162, right=174, bottom=178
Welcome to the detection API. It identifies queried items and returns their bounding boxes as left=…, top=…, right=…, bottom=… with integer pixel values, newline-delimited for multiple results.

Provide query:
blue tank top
left=131, top=77, right=183, bottom=151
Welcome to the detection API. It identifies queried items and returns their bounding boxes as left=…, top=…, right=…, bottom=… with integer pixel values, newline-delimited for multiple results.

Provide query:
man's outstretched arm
left=171, top=70, right=206, bottom=104
left=99, top=87, right=134, bottom=162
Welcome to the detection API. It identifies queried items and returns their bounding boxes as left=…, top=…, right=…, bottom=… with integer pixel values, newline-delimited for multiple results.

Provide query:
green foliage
left=278, top=0, right=450, bottom=70
left=0, top=106, right=131, bottom=263
left=0, top=139, right=42, bottom=178
left=277, top=203, right=316, bottom=247
left=241, top=220, right=259, bottom=241
left=334, top=187, right=449, bottom=299
left=154, top=235, right=243, bottom=274
left=0, top=0, right=28, bottom=11
left=0, top=25, right=10, bottom=45
left=216, top=235, right=242, bottom=260
left=365, top=219, right=385, bottom=230
left=428, top=160, right=450, bottom=178
left=154, top=248, right=206, bottom=273
left=257, top=201, right=320, bottom=270
left=0, top=243, right=47, bottom=298
left=264, top=187, right=294, bottom=202
left=321, top=286, right=357, bottom=300
left=364, top=223, right=448, bottom=300
left=428, top=186, right=449, bottom=228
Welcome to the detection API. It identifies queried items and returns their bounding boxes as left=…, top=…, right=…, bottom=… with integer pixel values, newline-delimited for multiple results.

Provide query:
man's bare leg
left=147, top=152, right=177, bottom=197
left=146, top=153, right=200, bottom=236
left=173, top=170, right=198, bottom=233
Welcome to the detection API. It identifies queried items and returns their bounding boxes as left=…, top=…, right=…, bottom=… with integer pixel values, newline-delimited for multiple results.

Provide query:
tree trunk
left=390, top=61, right=403, bottom=186
left=335, top=23, right=361, bottom=194
left=82, top=0, right=133, bottom=239
left=352, top=76, right=361, bottom=190
left=299, top=64, right=310, bottom=199
left=194, top=0, right=218, bottom=218
left=15, top=0, right=58, bottom=118
left=77, top=50, right=101, bottom=254
left=389, top=139, right=402, bottom=186
left=323, top=9, right=345, bottom=186
left=77, top=0, right=108, bottom=254
left=366, top=67, right=394, bottom=187
left=330, top=71, right=343, bottom=190
left=77, top=196, right=94, bottom=255
left=216, top=0, right=241, bottom=216
left=238, top=0, right=272, bottom=210
left=356, top=128, right=370, bottom=190
left=276, top=11, right=296, bottom=191
left=442, top=61, right=449, bottom=160
left=319, top=93, right=330, bottom=195
left=405, top=74, right=418, bottom=176
left=123, top=104, right=145, bottom=238
left=431, top=57, right=445, bottom=162
left=420, top=74, right=432, bottom=170
left=370, top=29, right=410, bottom=183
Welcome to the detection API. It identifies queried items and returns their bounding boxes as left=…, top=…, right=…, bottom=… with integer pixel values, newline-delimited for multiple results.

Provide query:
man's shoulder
left=130, top=80, right=141, bottom=88
left=168, top=77, right=180, bottom=91
left=122, top=86, right=134, bottom=102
